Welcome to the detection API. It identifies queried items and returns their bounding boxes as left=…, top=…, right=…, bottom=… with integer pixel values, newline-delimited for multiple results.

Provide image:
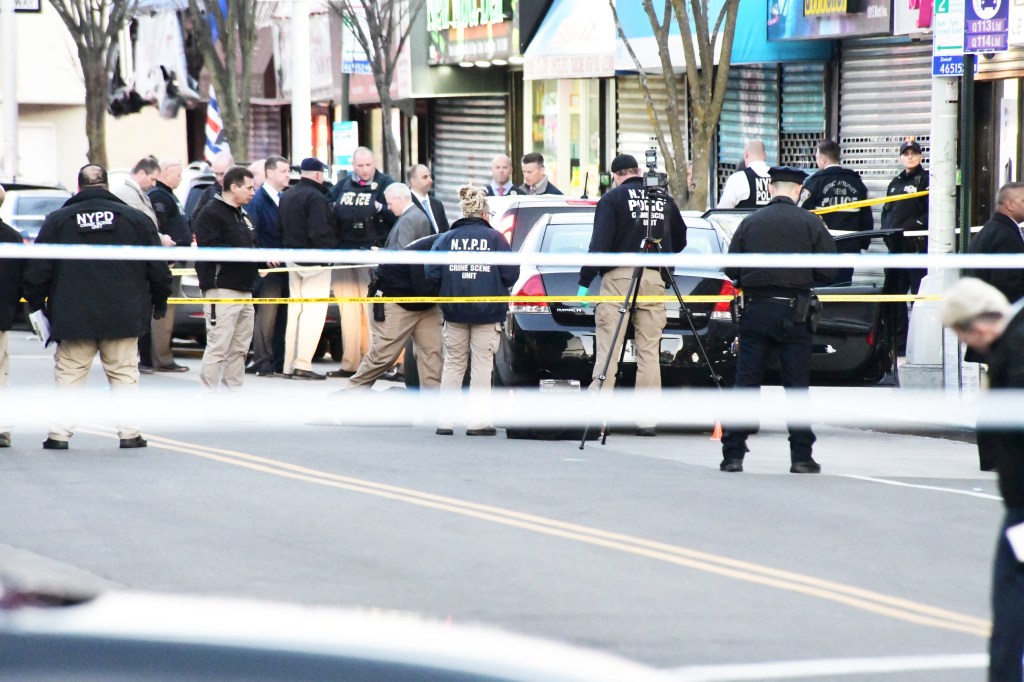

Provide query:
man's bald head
left=211, top=151, right=235, bottom=187
left=491, top=154, right=513, bottom=185
left=77, top=164, right=108, bottom=191
left=352, top=146, right=377, bottom=182
left=744, top=140, right=766, bottom=163
left=159, top=158, right=183, bottom=190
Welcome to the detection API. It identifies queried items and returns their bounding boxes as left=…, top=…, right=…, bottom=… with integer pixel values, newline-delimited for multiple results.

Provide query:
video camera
left=642, top=147, right=669, bottom=194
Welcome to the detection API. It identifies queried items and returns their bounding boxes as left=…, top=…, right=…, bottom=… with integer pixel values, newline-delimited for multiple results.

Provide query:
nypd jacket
left=148, top=180, right=192, bottom=246
left=280, top=178, right=338, bottom=251
left=0, top=219, right=23, bottom=331
left=23, top=189, right=172, bottom=341
left=799, top=165, right=873, bottom=233
left=374, top=233, right=442, bottom=312
left=425, top=217, right=519, bottom=324
left=331, top=171, right=398, bottom=249
left=968, top=211, right=1024, bottom=303
left=976, top=301, right=1024, bottom=490
left=725, top=196, right=837, bottom=293
left=194, top=195, right=258, bottom=293
left=579, top=176, right=687, bottom=288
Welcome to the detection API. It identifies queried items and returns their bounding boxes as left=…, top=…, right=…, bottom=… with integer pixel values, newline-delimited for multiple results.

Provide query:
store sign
left=333, top=121, right=359, bottom=170
left=426, top=0, right=505, bottom=31
left=14, top=0, right=41, bottom=11
left=964, top=0, right=1010, bottom=52
left=803, top=0, right=847, bottom=16
left=428, top=0, right=520, bottom=65
left=933, top=0, right=966, bottom=75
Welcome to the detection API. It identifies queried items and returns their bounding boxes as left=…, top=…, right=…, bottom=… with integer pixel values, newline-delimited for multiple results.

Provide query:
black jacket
left=22, top=189, right=172, bottom=341
left=425, top=217, right=519, bottom=324
left=485, top=184, right=526, bottom=197
left=881, top=165, right=929, bottom=235
left=968, top=212, right=1024, bottom=303
left=194, top=196, right=258, bottom=293
left=579, top=176, right=687, bottom=288
left=726, top=196, right=837, bottom=293
left=977, top=302, right=1024, bottom=500
left=331, top=171, right=398, bottom=249
left=280, top=178, right=338, bottom=251
left=412, top=194, right=450, bottom=233
left=374, top=234, right=442, bottom=311
left=799, top=166, right=873, bottom=233
left=191, top=183, right=221, bottom=222
left=148, top=180, right=192, bottom=246
left=0, top=219, right=23, bottom=331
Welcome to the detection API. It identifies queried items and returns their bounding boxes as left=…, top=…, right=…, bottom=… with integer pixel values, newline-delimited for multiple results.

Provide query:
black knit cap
left=610, top=154, right=639, bottom=173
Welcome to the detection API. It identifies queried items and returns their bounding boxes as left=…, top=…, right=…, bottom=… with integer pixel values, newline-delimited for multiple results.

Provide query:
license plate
left=622, top=340, right=636, bottom=362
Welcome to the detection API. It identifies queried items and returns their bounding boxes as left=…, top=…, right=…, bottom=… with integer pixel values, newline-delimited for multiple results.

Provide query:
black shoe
left=43, top=438, right=68, bottom=450
left=244, top=364, right=259, bottom=374
left=466, top=427, right=497, bottom=436
left=120, top=436, right=148, bottom=449
left=0, top=433, right=9, bottom=448
left=719, top=459, right=743, bottom=473
left=435, top=428, right=454, bottom=436
left=790, top=460, right=821, bottom=474
left=256, top=369, right=276, bottom=377
left=636, top=427, right=657, bottom=437
left=291, top=369, right=326, bottom=381
left=138, top=365, right=155, bottom=375
left=157, top=363, right=189, bottom=373
left=326, top=369, right=356, bottom=379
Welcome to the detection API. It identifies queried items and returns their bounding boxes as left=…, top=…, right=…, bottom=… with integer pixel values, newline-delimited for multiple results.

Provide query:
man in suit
left=484, top=154, right=524, bottom=197
left=519, top=152, right=563, bottom=195
left=246, top=155, right=291, bottom=376
left=114, top=157, right=164, bottom=233
left=969, top=182, right=1024, bottom=304
left=407, top=164, right=449, bottom=233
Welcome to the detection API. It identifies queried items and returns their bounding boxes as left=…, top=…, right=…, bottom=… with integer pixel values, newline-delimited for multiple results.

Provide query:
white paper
left=28, top=310, right=53, bottom=348
left=1005, top=522, right=1024, bottom=562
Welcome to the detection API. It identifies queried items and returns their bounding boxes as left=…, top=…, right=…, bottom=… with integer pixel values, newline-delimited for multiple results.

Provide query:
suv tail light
left=711, top=280, right=737, bottom=321
left=510, top=274, right=549, bottom=314
left=499, top=212, right=516, bottom=244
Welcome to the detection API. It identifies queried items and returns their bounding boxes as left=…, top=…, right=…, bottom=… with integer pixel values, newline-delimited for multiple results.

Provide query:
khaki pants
left=151, top=274, right=181, bottom=367
left=50, top=337, right=141, bottom=441
left=348, top=304, right=443, bottom=390
left=0, top=331, right=10, bottom=432
left=200, top=289, right=254, bottom=391
left=331, top=266, right=372, bottom=372
left=439, top=321, right=501, bottom=430
left=590, top=267, right=667, bottom=427
left=284, top=267, right=331, bottom=373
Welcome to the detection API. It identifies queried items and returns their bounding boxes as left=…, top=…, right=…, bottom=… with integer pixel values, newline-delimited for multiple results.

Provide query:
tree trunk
left=83, top=60, right=108, bottom=169
left=687, top=126, right=713, bottom=211
left=217, top=76, right=249, bottom=162
left=377, top=85, right=401, bottom=177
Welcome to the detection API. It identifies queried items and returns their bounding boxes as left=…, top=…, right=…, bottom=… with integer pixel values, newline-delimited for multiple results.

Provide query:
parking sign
left=964, top=0, right=1010, bottom=53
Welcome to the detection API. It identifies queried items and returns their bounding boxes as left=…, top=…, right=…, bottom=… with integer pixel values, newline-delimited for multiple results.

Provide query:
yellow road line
left=79, top=427, right=990, bottom=638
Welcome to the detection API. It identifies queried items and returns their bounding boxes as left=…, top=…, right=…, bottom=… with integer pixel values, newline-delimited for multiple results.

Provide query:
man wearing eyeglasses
left=191, top=150, right=235, bottom=221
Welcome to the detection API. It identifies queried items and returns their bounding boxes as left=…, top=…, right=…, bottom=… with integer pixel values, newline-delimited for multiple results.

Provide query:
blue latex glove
left=577, top=284, right=591, bottom=309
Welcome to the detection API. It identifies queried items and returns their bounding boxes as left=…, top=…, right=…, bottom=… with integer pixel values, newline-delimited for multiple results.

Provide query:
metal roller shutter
left=432, top=97, right=508, bottom=223
left=717, top=67, right=780, bottom=195
left=615, top=75, right=687, bottom=170
left=839, top=40, right=932, bottom=222
left=780, top=63, right=826, bottom=168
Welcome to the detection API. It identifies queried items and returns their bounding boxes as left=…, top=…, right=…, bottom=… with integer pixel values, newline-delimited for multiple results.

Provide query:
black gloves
left=153, top=302, right=168, bottom=320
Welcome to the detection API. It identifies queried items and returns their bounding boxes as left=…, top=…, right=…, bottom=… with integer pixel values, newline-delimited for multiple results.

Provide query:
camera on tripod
left=642, top=147, right=669, bottom=193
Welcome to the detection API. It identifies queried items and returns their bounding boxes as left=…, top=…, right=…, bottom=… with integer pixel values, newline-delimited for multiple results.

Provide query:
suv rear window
left=511, top=205, right=595, bottom=249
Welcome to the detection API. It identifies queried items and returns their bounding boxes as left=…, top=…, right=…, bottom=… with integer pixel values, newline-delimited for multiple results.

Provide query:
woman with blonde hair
left=425, top=185, right=519, bottom=436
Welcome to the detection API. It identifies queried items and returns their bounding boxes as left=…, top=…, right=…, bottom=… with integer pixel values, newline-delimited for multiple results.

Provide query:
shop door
left=432, top=96, right=508, bottom=223
left=717, top=66, right=780, bottom=199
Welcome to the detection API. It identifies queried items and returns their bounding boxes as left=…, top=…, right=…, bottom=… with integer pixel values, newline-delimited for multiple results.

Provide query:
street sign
left=14, top=0, right=41, bottom=12
left=964, top=0, right=1009, bottom=53
left=332, top=121, right=359, bottom=171
left=933, top=0, right=966, bottom=76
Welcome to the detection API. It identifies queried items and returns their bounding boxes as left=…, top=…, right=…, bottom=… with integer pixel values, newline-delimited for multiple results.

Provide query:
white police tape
left=1, top=243, right=1023, bottom=270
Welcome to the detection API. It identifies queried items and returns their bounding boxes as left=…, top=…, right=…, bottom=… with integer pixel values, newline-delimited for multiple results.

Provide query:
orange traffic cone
left=710, top=420, right=723, bottom=441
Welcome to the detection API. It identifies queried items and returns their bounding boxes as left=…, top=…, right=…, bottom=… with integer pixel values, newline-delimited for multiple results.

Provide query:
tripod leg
left=579, top=267, right=644, bottom=450
left=657, top=248, right=724, bottom=389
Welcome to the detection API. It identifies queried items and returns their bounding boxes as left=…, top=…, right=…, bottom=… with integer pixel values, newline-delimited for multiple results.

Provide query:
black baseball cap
left=899, top=139, right=922, bottom=155
left=610, top=154, right=639, bottom=173
left=299, top=157, right=327, bottom=172
left=767, top=166, right=808, bottom=185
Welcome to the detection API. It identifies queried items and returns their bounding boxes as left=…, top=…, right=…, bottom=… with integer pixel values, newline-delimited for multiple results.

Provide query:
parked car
left=0, top=184, right=72, bottom=243
left=494, top=213, right=738, bottom=388
left=489, top=195, right=599, bottom=249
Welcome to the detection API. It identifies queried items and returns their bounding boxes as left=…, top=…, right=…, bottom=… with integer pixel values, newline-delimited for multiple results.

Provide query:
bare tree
left=49, top=0, right=136, bottom=169
left=187, top=0, right=258, bottom=161
left=610, top=0, right=740, bottom=209
left=329, top=0, right=425, bottom=176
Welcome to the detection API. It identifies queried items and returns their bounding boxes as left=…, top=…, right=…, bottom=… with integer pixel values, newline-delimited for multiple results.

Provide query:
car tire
left=403, top=338, right=420, bottom=389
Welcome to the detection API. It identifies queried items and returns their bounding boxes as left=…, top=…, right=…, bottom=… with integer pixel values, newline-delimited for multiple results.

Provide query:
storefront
left=522, top=0, right=615, bottom=197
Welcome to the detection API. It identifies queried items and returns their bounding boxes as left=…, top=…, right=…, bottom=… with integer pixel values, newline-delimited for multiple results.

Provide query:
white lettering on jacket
left=76, top=211, right=115, bottom=230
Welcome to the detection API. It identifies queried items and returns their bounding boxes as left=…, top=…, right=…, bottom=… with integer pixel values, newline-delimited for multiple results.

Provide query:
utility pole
left=1, top=0, right=17, bottom=181
left=291, top=0, right=313, bottom=163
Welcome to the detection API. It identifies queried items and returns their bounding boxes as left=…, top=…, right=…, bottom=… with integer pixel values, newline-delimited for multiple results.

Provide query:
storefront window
left=527, top=79, right=603, bottom=195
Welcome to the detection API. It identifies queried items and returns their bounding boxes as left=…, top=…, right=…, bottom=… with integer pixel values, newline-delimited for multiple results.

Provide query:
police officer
left=330, top=147, right=397, bottom=376
left=23, top=164, right=172, bottom=450
left=578, top=153, right=686, bottom=437
left=800, top=139, right=872, bottom=286
left=717, top=140, right=771, bottom=209
left=721, top=166, right=836, bottom=474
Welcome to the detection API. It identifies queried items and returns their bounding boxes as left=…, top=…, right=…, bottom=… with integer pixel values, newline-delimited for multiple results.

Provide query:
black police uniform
left=579, top=174, right=686, bottom=417
left=800, top=165, right=872, bottom=285
left=331, top=171, right=397, bottom=249
left=736, top=167, right=771, bottom=209
left=721, top=168, right=836, bottom=473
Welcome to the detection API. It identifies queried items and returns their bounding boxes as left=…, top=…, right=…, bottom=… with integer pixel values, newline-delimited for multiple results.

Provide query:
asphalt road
left=0, top=331, right=1001, bottom=681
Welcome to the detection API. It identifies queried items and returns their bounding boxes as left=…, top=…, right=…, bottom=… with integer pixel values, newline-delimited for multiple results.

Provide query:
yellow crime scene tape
left=809, top=190, right=928, bottom=215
